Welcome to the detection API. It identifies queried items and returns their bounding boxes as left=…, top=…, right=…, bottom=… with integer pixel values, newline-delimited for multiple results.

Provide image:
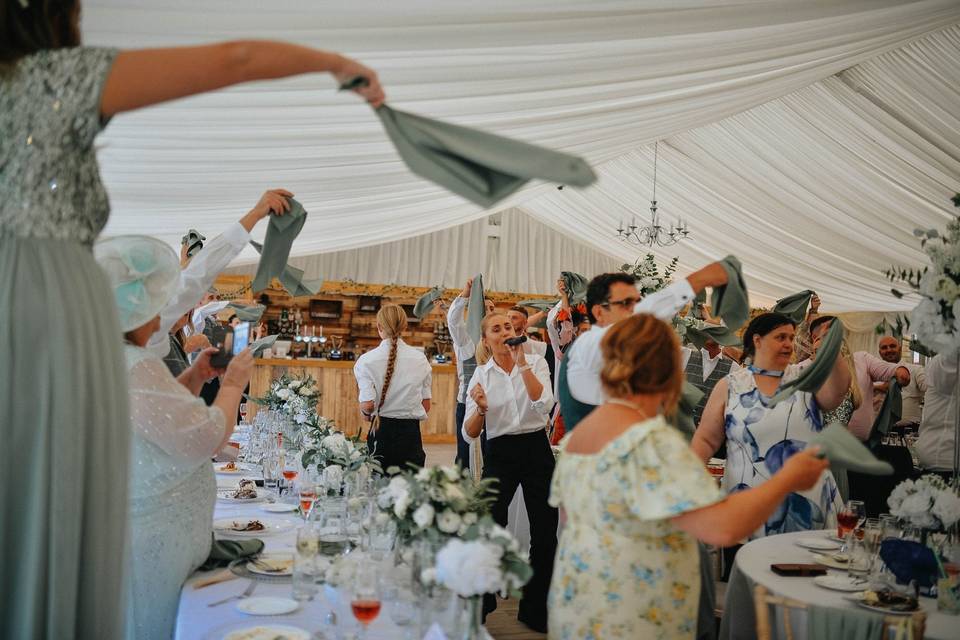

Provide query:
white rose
left=462, top=512, right=478, bottom=525
left=435, top=539, right=505, bottom=597
left=420, top=567, right=437, bottom=586
left=412, top=503, right=435, bottom=529
left=436, top=510, right=462, bottom=534
left=441, top=466, right=461, bottom=482
left=288, top=380, right=303, bottom=390
left=443, top=483, right=466, bottom=504
left=300, top=386, right=317, bottom=397
left=276, top=388, right=292, bottom=400
left=933, top=489, right=960, bottom=529
left=416, top=467, right=432, bottom=481
left=387, top=476, right=409, bottom=499
left=323, top=464, right=344, bottom=490
left=394, top=492, right=412, bottom=518
left=375, top=512, right=391, bottom=526
left=376, top=490, right=392, bottom=509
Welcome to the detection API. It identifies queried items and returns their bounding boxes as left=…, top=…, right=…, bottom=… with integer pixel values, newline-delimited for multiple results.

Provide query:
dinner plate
left=245, top=554, right=294, bottom=577
left=845, top=594, right=917, bottom=616
left=813, top=575, right=869, bottom=592
left=214, top=463, right=256, bottom=475
left=794, top=536, right=841, bottom=551
left=220, top=623, right=310, bottom=640
left=216, top=490, right=266, bottom=504
left=213, top=518, right=295, bottom=538
left=261, top=502, right=298, bottom=513
left=235, top=597, right=299, bottom=616
left=810, top=552, right=852, bottom=570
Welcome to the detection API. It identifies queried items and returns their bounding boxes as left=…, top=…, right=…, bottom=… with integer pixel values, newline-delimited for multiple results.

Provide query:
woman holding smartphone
left=463, top=313, right=556, bottom=633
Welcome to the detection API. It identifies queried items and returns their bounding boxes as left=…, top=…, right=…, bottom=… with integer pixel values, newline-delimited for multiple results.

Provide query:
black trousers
left=482, top=430, right=558, bottom=630
left=454, top=401, right=488, bottom=470
left=366, top=417, right=425, bottom=472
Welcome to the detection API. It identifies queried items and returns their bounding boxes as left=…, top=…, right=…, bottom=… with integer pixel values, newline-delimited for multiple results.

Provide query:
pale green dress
left=548, top=416, right=722, bottom=640
left=0, top=47, right=129, bottom=640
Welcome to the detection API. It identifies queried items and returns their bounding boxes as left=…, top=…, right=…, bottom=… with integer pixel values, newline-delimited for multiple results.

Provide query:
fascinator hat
left=95, top=236, right=180, bottom=332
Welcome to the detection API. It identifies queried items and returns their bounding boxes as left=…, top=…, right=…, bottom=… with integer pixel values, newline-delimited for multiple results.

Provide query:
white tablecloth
left=720, top=530, right=953, bottom=640
left=175, top=469, right=491, bottom=640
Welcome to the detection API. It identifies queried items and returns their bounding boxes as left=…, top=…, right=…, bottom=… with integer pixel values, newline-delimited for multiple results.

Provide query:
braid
left=380, top=337, right=399, bottom=410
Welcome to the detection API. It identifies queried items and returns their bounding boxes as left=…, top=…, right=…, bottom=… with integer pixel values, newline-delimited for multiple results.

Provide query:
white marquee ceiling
left=84, top=0, right=960, bottom=310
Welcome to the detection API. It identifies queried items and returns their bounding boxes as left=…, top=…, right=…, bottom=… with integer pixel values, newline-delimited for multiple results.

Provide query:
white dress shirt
left=463, top=354, right=554, bottom=443
left=354, top=338, right=432, bottom=420
left=899, top=362, right=927, bottom=424
left=917, top=353, right=956, bottom=472
left=565, top=279, right=696, bottom=405
left=446, top=296, right=476, bottom=403
left=546, top=301, right=563, bottom=360
left=681, top=346, right=741, bottom=381
left=147, top=222, right=250, bottom=357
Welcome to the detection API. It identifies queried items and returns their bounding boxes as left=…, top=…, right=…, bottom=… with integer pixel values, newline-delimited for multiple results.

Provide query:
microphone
left=504, top=335, right=528, bottom=347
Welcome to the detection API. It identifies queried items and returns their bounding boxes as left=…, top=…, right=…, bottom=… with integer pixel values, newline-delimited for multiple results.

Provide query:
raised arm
left=101, top=41, right=384, bottom=117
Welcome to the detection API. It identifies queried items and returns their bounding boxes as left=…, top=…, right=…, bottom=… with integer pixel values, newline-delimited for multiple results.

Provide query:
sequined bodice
left=0, top=47, right=117, bottom=246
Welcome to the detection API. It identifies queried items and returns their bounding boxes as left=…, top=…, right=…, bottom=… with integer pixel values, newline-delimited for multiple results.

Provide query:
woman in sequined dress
left=0, top=4, right=384, bottom=638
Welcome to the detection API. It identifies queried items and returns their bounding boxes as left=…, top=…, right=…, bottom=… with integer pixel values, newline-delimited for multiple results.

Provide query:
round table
left=720, top=530, right=953, bottom=640
left=174, top=466, right=493, bottom=640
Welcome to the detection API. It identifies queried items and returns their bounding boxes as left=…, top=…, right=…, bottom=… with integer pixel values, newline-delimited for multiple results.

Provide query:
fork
left=207, top=579, right=257, bottom=607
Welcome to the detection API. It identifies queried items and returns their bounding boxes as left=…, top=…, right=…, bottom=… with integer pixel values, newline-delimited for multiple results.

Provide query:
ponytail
left=375, top=305, right=408, bottom=411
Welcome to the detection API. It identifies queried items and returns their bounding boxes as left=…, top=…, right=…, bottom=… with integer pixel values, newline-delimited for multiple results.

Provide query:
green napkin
left=227, top=302, right=266, bottom=323
left=773, top=290, right=814, bottom=324
left=249, top=240, right=322, bottom=297
left=561, top=271, right=588, bottom=306
left=810, top=423, right=893, bottom=475
left=375, top=105, right=597, bottom=208
left=685, top=324, right=742, bottom=350
left=198, top=536, right=264, bottom=571
left=250, top=334, right=279, bottom=357
left=807, top=602, right=884, bottom=640
left=769, top=319, right=843, bottom=407
left=251, top=198, right=309, bottom=294
left=671, top=381, right=704, bottom=440
left=867, top=379, right=902, bottom=452
left=515, top=299, right=560, bottom=312
left=413, top=286, right=445, bottom=319
left=181, top=229, right=206, bottom=258
left=710, top=256, right=750, bottom=333
left=466, top=274, right=485, bottom=345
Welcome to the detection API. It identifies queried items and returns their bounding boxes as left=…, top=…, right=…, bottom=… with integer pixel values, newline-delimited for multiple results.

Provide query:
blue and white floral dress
left=722, top=365, right=842, bottom=539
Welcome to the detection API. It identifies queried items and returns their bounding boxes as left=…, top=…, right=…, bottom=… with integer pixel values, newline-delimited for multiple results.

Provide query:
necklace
left=607, top=398, right=655, bottom=420
left=748, top=365, right=784, bottom=378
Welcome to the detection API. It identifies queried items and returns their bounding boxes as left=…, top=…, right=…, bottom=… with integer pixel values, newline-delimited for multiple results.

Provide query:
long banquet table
left=719, top=530, right=953, bottom=640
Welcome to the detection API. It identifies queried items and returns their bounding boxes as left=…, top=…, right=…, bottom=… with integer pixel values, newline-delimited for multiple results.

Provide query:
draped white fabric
left=83, top=1, right=960, bottom=308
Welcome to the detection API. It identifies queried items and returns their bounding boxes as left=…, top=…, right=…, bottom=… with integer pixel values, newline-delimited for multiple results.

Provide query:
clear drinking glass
left=262, top=449, right=281, bottom=498
left=350, top=561, right=382, bottom=638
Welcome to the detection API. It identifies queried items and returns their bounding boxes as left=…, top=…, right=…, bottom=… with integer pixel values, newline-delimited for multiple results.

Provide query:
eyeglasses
left=601, top=297, right=641, bottom=309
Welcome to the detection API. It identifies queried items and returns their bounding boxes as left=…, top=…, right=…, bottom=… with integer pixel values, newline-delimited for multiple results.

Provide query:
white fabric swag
left=84, top=1, right=960, bottom=309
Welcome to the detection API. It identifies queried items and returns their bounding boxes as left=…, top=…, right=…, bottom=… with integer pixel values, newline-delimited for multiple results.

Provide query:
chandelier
left=616, top=141, right=690, bottom=247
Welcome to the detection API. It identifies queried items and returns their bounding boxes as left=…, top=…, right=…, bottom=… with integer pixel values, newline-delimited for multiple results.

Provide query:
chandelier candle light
left=617, top=141, right=690, bottom=248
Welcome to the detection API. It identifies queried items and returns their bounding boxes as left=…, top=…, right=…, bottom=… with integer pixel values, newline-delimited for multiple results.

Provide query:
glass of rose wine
left=282, top=459, right=299, bottom=498
left=298, top=480, right=318, bottom=522
left=837, top=499, right=865, bottom=551
left=350, top=562, right=382, bottom=638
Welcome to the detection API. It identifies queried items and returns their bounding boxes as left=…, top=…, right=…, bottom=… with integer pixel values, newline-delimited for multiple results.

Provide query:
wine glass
left=282, top=457, right=300, bottom=497
left=837, top=499, right=865, bottom=551
left=298, top=480, right=318, bottom=522
left=350, top=562, right=382, bottom=638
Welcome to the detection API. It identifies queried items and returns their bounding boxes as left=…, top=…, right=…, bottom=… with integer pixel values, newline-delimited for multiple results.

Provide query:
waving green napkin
left=561, top=271, right=588, bottom=306
left=810, top=423, right=893, bottom=475
left=466, top=274, right=486, bottom=345
left=711, top=256, right=750, bottom=333
left=414, top=286, right=445, bottom=319
left=671, top=381, right=704, bottom=440
left=251, top=198, right=309, bottom=293
left=199, top=536, right=264, bottom=571
left=769, top=319, right=843, bottom=407
left=685, top=324, right=743, bottom=350
left=181, top=229, right=206, bottom=258
left=250, top=334, right=279, bottom=357
left=773, top=290, right=815, bottom=324
left=867, top=378, right=902, bottom=452
left=249, top=240, right=322, bottom=297
left=227, top=302, right=266, bottom=323
left=375, top=105, right=597, bottom=208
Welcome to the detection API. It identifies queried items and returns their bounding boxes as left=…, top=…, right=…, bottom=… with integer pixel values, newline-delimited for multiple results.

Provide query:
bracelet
left=519, top=364, right=533, bottom=372
left=477, top=408, right=487, bottom=416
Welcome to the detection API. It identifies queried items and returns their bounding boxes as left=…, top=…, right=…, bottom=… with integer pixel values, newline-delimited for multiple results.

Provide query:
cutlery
left=207, top=580, right=257, bottom=607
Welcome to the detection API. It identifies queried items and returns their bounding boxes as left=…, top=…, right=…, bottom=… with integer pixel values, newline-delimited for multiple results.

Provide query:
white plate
left=846, top=594, right=917, bottom=616
left=217, top=491, right=266, bottom=504
left=214, top=463, right=256, bottom=475
left=221, top=623, right=310, bottom=640
left=810, top=552, right=852, bottom=570
left=813, top=575, right=869, bottom=592
left=213, top=518, right=295, bottom=538
left=235, top=597, right=299, bottom=616
left=261, top=503, right=298, bottom=513
left=245, top=554, right=294, bottom=577
left=795, top=536, right=841, bottom=551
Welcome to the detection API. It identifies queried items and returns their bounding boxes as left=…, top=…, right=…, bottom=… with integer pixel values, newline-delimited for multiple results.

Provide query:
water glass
left=385, top=584, right=417, bottom=639
left=262, top=449, right=281, bottom=498
left=292, top=552, right=320, bottom=602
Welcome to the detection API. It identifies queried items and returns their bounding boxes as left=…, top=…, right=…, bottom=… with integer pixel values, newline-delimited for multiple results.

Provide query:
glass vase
left=459, top=595, right=483, bottom=640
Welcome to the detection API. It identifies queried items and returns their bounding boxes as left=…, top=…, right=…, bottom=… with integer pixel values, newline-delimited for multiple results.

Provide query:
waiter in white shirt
left=446, top=278, right=494, bottom=468
left=463, top=313, right=555, bottom=633
left=354, top=304, right=432, bottom=470
left=506, top=306, right=548, bottom=358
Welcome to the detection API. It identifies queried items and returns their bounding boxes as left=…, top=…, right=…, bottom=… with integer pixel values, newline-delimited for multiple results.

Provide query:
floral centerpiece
left=253, top=373, right=319, bottom=424
left=300, top=416, right=380, bottom=494
left=888, top=475, right=960, bottom=533
left=621, top=253, right=679, bottom=296
left=376, top=465, right=497, bottom=546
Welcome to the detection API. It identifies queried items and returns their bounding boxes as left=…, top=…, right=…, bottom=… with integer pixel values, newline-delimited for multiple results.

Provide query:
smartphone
left=232, top=322, right=250, bottom=355
left=770, top=563, right=827, bottom=577
left=209, top=324, right=232, bottom=369
left=505, top=335, right=528, bottom=347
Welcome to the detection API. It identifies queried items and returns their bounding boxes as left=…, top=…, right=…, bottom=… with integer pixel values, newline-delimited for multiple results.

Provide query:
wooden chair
left=753, top=585, right=926, bottom=640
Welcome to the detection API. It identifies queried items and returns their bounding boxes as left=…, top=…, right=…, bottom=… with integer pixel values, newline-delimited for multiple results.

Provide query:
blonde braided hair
left=376, top=304, right=408, bottom=411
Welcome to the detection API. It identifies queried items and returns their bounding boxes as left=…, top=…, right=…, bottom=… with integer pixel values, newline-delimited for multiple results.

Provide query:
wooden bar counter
left=250, top=358, right=458, bottom=443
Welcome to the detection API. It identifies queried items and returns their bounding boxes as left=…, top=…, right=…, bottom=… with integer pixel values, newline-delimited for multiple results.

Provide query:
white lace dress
left=124, top=345, right=225, bottom=640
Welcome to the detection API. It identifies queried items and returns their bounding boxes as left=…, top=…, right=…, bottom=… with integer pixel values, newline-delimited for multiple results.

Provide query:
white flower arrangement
left=887, top=474, right=960, bottom=532
left=376, top=465, right=495, bottom=545
left=254, top=373, right=320, bottom=423
left=621, top=253, right=679, bottom=296
left=300, top=416, right=380, bottom=494
left=429, top=517, right=533, bottom=598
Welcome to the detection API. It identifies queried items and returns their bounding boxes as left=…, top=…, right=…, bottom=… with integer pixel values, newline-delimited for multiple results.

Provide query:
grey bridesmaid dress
left=0, top=47, right=130, bottom=639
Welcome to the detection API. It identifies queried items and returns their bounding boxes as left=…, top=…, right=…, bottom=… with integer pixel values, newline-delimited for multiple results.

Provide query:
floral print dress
left=722, top=366, right=843, bottom=538
left=548, top=416, right=722, bottom=639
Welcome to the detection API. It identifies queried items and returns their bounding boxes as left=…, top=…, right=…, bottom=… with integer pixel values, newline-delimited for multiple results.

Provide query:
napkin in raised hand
left=809, top=423, right=893, bottom=476
left=248, top=240, right=322, bottom=297
left=251, top=198, right=315, bottom=294
left=250, top=334, right=279, bottom=357
left=560, top=271, right=588, bottom=306
left=467, top=273, right=486, bottom=345
left=710, top=255, right=750, bottom=333
left=414, top=285, right=445, bottom=319
left=227, top=302, right=266, bottom=323
left=769, top=319, right=843, bottom=407
left=773, top=289, right=815, bottom=324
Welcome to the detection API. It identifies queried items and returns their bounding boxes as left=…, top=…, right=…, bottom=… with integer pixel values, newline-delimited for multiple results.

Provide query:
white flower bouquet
left=376, top=465, right=496, bottom=545
left=300, top=416, right=380, bottom=494
left=621, top=253, right=679, bottom=296
left=253, top=373, right=320, bottom=423
left=888, top=474, right=960, bottom=532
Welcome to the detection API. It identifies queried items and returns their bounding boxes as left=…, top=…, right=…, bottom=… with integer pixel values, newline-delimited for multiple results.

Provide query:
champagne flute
left=350, top=562, right=382, bottom=638
left=298, top=480, right=318, bottom=522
